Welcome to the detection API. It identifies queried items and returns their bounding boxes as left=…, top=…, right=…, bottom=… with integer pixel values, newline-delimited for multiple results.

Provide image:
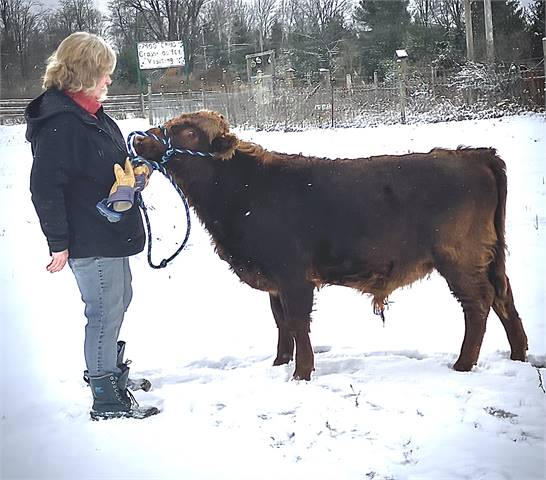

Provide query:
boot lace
left=124, top=384, right=139, bottom=408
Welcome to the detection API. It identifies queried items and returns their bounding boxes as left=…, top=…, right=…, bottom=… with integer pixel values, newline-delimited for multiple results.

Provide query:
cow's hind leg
left=277, top=283, right=315, bottom=380
left=491, top=275, right=528, bottom=362
left=269, top=292, right=294, bottom=366
left=436, top=260, right=496, bottom=371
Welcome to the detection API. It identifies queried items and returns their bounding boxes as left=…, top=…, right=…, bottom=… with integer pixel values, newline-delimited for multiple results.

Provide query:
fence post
left=543, top=37, right=546, bottom=110
left=147, top=82, right=153, bottom=125
left=139, top=93, right=145, bottom=118
left=201, top=78, right=207, bottom=109
left=396, top=50, right=408, bottom=124
left=330, top=80, right=335, bottom=128
left=373, top=71, right=378, bottom=107
left=399, top=64, right=407, bottom=124
left=431, top=65, right=436, bottom=99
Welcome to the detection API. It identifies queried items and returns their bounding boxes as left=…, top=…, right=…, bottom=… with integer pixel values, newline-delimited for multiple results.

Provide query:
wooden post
left=431, top=65, right=436, bottom=98
left=201, top=77, right=207, bottom=109
left=373, top=71, right=378, bottom=106
left=330, top=78, right=334, bottom=128
left=543, top=37, right=546, bottom=109
left=139, top=93, right=145, bottom=118
left=399, top=60, right=406, bottom=124
left=464, top=0, right=475, bottom=62
left=484, top=0, right=495, bottom=64
left=147, top=82, right=153, bottom=125
left=396, top=50, right=408, bottom=124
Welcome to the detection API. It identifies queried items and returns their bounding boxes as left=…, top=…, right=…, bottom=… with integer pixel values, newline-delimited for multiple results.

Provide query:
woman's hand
left=47, top=249, right=69, bottom=273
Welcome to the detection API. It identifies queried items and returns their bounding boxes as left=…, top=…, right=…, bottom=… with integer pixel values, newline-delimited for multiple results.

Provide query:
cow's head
left=133, top=110, right=239, bottom=161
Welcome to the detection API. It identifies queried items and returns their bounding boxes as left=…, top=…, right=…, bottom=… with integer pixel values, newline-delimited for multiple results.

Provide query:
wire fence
left=2, top=62, right=544, bottom=128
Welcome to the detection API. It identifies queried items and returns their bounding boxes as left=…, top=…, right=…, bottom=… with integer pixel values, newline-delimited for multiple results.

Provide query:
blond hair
left=43, top=32, right=116, bottom=93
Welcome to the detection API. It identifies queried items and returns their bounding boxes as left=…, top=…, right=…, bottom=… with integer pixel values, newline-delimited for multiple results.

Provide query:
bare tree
left=55, top=0, right=104, bottom=34
left=249, top=0, right=277, bottom=52
left=433, top=0, right=464, bottom=33
left=117, top=0, right=208, bottom=69
left=413, top=0, right=435, bottom=28
left=298, top=0, right=350, bottom=31
left=122, top=0, right=166, bottom=40
left=107, top=0, right=139, bottom=48
left=120, top=0, right=206, bottom=41
left=0, top=0, right=42, bottom=84
left=287, top=0, right=350, bottom=71
left=224, top=1, right=252, bottom=64
left=201, top=0, right=248, bottom=64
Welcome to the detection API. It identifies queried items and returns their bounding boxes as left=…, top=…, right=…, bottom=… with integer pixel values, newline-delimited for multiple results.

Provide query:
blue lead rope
left=126, top=128, right=196, bottom=269
left=133, top=157, right=192, bottom=269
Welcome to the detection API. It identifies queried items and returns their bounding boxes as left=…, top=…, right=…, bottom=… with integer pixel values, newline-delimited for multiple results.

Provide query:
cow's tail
left=488, top=150, right=508, bottom=298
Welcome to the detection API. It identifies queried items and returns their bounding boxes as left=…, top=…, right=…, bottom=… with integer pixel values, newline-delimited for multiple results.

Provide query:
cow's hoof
left=510, top=352, right=527, bottom=362
left=273, top=354, right=292, bottom=366
left=453, top=360, right=473, bottom=372
left=292, top=367, right=313, bottom=381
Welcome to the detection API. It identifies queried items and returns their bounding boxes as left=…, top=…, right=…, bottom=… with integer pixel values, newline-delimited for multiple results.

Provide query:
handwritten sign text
left=137, top=41, right=185, bottom=70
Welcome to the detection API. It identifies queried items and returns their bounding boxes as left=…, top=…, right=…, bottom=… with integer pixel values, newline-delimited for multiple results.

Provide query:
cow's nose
left=133, top=136, right=144, bottom=148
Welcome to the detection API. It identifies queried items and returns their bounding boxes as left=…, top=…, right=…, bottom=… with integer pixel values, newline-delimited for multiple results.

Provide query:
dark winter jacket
left=26, top=88, right=145, bottom=258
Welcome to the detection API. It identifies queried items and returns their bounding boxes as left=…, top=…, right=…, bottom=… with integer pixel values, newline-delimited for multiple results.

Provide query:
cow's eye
left=185, top=129, right=196, bottom=137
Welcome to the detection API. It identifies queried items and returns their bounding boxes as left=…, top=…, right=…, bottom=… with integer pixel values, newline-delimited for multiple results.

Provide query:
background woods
left=1, top=0, right=544, bottom=97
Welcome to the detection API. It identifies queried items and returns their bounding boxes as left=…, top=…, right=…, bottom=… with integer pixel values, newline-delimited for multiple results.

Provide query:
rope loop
left=132, top=158, right=192, bottom=269
left=126, top=127, right=217, bottom=269
left=126, top=128, right=192, bottom=269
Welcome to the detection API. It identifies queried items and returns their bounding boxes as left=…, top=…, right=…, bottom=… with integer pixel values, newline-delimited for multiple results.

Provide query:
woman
left=25, top=32, right=159, bottom=420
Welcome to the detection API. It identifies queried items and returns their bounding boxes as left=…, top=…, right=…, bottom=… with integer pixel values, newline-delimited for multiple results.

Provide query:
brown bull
left=134, top=110, right=528, bottom=380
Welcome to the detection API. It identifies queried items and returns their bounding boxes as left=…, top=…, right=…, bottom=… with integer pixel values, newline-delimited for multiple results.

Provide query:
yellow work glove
left=107, top=158, right=136, bottom=212
left=133, top=163, right=151, bottom=192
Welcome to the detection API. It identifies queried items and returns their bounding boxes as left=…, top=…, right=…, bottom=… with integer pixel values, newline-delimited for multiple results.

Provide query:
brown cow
left=134, top=110, right=528, bottom=380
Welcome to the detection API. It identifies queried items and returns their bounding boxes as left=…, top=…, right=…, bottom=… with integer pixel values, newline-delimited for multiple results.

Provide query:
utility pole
left=483, top=0, right=495, bottom=64
left=464, top=0, right=474, bottom=61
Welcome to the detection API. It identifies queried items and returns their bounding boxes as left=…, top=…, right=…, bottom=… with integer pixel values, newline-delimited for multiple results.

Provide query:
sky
left=0, top=113, right=545, bottom=480
left=38, top=0, right=538, bottom=16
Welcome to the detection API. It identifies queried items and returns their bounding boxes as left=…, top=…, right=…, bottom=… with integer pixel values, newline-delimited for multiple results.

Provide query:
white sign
left=137, top=41, right=185, bottom=70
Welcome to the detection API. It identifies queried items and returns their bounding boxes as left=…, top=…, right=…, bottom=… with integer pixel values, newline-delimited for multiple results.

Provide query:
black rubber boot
left=83, top=341, right=152, bottom=392
left=89, top=370, right=159, bottom=421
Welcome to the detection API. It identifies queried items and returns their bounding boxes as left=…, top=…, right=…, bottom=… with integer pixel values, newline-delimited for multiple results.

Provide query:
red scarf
left=65, top=90, right=101, bottom=117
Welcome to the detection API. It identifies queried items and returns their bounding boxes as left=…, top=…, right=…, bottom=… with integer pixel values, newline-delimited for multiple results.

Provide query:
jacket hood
left=25, top=89, right=97, bottom=142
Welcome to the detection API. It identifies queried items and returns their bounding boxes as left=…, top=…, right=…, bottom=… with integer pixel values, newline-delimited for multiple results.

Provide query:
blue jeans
left=68, top=257, right=133, bottom=376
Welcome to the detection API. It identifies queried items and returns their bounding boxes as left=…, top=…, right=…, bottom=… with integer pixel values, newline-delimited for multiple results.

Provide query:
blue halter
left=126, top=125, right=216, bottom=165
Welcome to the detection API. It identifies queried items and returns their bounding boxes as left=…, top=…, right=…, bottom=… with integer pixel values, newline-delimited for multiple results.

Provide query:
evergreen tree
left=353, top=0, right=410, bottom=80
left=526, top=0, right=545, bottom=58
left=408, top=0, right=466, bottom=67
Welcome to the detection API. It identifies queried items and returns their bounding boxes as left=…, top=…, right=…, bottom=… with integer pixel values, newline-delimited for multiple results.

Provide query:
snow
left=1, top=115, right=545, bottom=480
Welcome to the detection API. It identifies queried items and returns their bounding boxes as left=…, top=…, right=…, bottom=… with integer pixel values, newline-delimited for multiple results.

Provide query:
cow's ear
left=211, top=133, right=239, bottom=160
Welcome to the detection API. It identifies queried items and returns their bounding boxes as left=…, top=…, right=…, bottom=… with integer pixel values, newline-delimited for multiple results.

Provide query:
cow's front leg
left=278, top=283, right=315, bottom=380
left=269, top=292, right=294, bottom=366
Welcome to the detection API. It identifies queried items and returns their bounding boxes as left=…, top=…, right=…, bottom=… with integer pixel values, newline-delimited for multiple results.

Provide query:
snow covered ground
left=1, top=115, right=545, bottom=480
